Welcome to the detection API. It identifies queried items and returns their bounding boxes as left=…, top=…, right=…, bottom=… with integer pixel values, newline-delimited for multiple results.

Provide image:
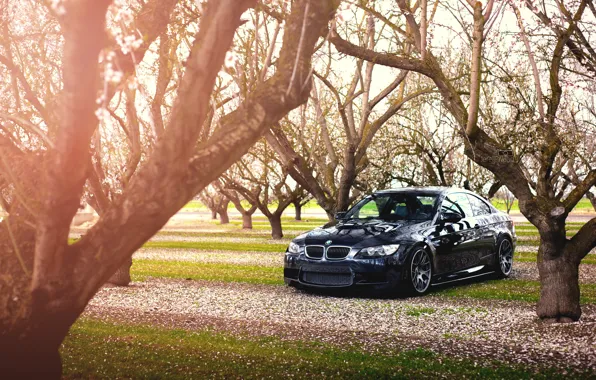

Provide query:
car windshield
left=345, top=192, right=438, bottom=222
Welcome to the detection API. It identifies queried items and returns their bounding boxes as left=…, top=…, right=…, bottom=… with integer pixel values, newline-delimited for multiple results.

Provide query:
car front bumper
left=283, top=254, right=403, bottom=288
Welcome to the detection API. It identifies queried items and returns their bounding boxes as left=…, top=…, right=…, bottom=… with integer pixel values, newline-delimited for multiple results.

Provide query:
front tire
left=495, top=237, right=513, bottom=278
left=404, top=248, right=433, bottom=295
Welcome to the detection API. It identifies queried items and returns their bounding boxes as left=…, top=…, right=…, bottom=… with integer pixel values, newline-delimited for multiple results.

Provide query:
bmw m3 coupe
left=284, top=187, right=516, bottom=295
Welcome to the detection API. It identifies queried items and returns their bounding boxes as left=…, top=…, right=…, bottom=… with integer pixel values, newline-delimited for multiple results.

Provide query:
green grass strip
left=143, top=241, right=287, bottom=253
left=62, top=319, right=578, bottom=379
left=516, top=222, right=586, bottom=226
left=516, top=240, right=540, bottom=247
left=515, top=251, right=596, bottom=265
left=132, top=260, right=282, bottom=285
left=514, top=230, right=580, bottom=236
left=248, top=225, right=315, bottom=232
left=214, top=220, right=325, bottom=226
left=156, top=230, right=300, bottom=240
left=130, top=260, right=596, bottom=303
left=250, top=216, right=329, bottom=223
left=491, top=198, right=593, bottom=212
left=435, top=278, right=596, bottom=304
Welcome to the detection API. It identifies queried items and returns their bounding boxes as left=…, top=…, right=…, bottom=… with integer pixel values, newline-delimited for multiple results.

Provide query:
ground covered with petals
left=63, top=216, right=596, bottom=379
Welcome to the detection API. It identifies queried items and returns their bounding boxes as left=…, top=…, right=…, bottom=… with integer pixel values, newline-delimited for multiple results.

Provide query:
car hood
left=298, top=219, right=431, bottom=248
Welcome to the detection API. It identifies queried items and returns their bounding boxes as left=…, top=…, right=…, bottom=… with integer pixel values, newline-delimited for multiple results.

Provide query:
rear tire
left=404, top=247, right=433, bottom=296
left=494, top=236, right=513, bottom=278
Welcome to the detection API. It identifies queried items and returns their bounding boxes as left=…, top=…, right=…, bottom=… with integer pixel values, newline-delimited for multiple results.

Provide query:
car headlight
left=357, top=244, right=400, bottom=258
left=287, top=242, right=301, bottom=255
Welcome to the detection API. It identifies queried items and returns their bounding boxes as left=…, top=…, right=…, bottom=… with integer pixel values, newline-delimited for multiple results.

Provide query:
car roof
left=374, top=187, right=492, bottom=203
left=374, top=186, right=453, bottom=195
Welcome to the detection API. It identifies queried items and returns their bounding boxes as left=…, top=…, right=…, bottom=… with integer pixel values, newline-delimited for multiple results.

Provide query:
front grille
left=305, top=246, right=324, bottom=259
left=301, top=272, right=352, bottom=286
left=326, top=246, right=350, bottom=260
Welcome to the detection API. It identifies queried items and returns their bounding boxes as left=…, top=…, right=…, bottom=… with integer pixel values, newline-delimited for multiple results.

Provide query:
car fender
left=496, top=231, right=514, bottom=245
left=400, top=242, right=435, bottom=273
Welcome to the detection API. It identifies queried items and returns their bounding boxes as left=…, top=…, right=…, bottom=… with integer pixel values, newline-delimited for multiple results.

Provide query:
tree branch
left=31, top=0, right=112, bottom=305
left=72, top=0, right=337, bottom=304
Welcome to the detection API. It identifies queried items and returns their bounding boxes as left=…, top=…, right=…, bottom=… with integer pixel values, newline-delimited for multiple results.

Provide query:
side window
left=441, top=193, right=473, bottom=218
left=452, top=193, right=473, bottom=217
left=468, top=195, right=492, bottom=216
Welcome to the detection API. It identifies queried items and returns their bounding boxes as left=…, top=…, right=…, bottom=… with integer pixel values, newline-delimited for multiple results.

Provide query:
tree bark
left=106, top=256, right=133, bottom=286
left=0, top=1, right=338, bottom=377
left=294, top=201, right=302, bottom=221
left=2, top=336, right=63, bottom=380
left=586, top=192, right=596, bottom=211
left=537, top=245, right=581, bottom=322
left=269, top=213, right=283, bottom=239
left=325, top=209, right=335, bottom=222
left=242, top=213, right=253, bottom=229
left=330, top=0, right=595, bottom=324
left=218, top=203, right=230, bottom=224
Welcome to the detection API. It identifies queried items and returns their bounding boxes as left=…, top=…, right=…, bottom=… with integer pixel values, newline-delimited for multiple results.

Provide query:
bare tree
left=268, top=10, right=433, bottom=220
left=218, top=183, right=258, bottom=229
left=330, top=0, right=595, bottom=322
left=0, top=0, right=337, bottom=376
left=199, top=186, right=231, bottom=224
left=223, top=140, right=301, bottom=239
left=290, top=187, right=311, bottom=221
left=495, top=187, right=516, bottom=214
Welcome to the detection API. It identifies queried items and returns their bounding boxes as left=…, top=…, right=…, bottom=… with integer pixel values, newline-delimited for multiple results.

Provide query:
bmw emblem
left=325, top=240, right=333, bottom=246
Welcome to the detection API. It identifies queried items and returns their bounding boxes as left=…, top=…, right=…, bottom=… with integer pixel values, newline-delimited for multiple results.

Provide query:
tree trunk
left=2, top=333, right=64, bottom=380
left=242, top=213, right=253, bottom=229
left=269, top=213, right=283, bottom=239
left=294, top=202, right=302, bottom=221
left=217, top=200, right=230, bottom=224
left=106, top=256, right=133, bottom=286
left=325, top=209, right=335, bottom=222
left=211, top=209, right=217, bottom=219
left=219, top=208, right=230, bottom=224
left=536, top=239, right=581, bottom=323
left=586, top=192, right=596, bottom=211
left=336, top=146, right=356, bottom=212
left=1, top=238, right=77, bottom=380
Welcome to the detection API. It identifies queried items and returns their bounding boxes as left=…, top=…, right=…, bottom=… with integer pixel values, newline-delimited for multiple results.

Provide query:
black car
left=284, top=187, right=516, bottom=295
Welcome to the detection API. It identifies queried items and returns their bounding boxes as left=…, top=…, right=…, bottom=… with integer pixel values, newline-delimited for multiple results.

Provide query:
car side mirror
left=335, top=211, right=347, bottom=220
left=439, top=211, right=463, bottom=224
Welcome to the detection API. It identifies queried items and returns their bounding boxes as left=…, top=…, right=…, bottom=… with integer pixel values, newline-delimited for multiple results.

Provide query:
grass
left=220, top=220, right=325, bottom=228
left=251, top=215, right=329, bottom=222
left=435, top=278, right=596, bottom=304
left=515, top=230, right=580, bottom=237
left=404, top=305, right=436, bottom=317
left=61, top=319, right=577, bottom=379
left=183, top=199, right=326, bottom=212
left=132, top=260, right=282, bottom=285
left=66, top=213, right=596, bottom=378
left=143, top=240, right=288, bottom=253
left=515, top=239, right=540, bottom=246
left=492, top=198, right=594, bottom=212
left=182, top=200, right=207, bottom=210
left=157, top=230, right=301, bottom=240
left=129, top=260, right=596, bottom=303
left=515, top=251, right=596, bottom=265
